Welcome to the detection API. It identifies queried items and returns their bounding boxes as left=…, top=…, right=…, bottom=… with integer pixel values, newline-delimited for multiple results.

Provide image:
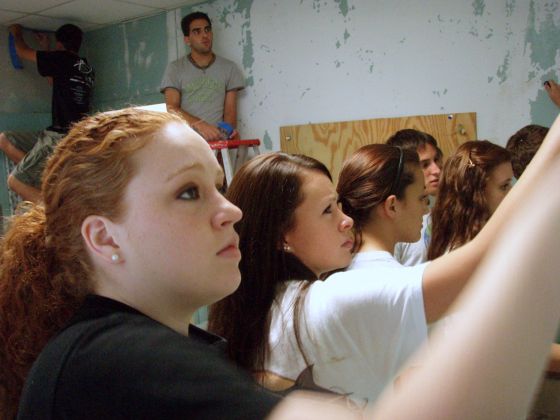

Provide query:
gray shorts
left=5, top=130, right=65, bottom=188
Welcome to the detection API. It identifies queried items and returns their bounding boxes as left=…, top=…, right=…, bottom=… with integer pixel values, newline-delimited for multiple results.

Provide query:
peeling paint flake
left=472, top=0, right=485, bottom=16
left=496, top=51, right=511, bottom=84
left=263, top=130, right=272, bottom=150
left=334, top=0, right=349, bottom=17
left=505, top=0, right=516, bottom=17
left=524, top=0, right=560, bottom=71
left=300, top=88, right=311, bottom=99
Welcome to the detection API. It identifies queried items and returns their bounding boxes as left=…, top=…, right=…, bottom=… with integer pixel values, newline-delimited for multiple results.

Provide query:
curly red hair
left=0, top=108, right=184, bottom=417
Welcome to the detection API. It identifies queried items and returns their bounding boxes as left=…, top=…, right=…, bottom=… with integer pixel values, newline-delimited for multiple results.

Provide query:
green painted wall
left=83, top=12, right=169, bottom=111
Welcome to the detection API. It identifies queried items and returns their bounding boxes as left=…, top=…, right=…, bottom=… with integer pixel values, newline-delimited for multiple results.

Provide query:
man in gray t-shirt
left=160, top=12, right=245, bottom=141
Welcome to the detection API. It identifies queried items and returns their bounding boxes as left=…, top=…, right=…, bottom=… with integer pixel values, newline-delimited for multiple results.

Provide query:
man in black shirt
left=0, top=24, right=94, bottom=202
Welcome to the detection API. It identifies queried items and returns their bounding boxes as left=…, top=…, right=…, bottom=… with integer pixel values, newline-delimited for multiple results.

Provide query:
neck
left=358, top=219, right=397, bottom=254
left=190, top=51, right=214, bottom=66
left=94, top=276, right=193, bottom=336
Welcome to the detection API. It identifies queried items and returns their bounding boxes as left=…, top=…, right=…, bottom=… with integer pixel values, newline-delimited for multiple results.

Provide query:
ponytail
left=0, top=204, right=86, bottom=418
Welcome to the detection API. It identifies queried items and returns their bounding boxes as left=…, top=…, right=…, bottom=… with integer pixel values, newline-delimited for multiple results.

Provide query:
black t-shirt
left=18, top=295, right=280, bottom=419
left=36, top=50, right=95, bottom=132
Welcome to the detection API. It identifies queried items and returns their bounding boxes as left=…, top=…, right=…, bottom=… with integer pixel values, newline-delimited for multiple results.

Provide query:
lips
left=342, top=239, right=354, bottom=250
left=217, top=237, right=241, bottom=258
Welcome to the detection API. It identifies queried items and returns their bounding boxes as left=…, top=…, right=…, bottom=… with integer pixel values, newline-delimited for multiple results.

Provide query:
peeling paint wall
left=0, top=26, right=53, bottom=131
left=84, top=13, right=169, bottom=110
left=53, top=0, right=559, bottom=150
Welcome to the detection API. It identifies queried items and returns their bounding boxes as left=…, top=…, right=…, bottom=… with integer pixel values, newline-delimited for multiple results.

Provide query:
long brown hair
left=428, top=140, right=511, bottom=259
left=0, top=108, right=184, bottom=417
left=337, top=144, right=419, bottom=249
left=208, top=153, right=331, bottom=375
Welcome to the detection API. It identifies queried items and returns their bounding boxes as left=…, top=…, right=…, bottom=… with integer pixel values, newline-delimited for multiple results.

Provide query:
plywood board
left=280, top=112, right=476, bottom=182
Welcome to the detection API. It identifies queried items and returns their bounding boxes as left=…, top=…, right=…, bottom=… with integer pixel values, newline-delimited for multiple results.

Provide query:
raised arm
left=545, top=80, right=560, bottom=108
left=271, top=155, right=560, bottom=420
left=370, top=148, right=560, bottom=419
left=9, top=24, right=37, bottom=62
left=422, top=113, right=560, bottom=322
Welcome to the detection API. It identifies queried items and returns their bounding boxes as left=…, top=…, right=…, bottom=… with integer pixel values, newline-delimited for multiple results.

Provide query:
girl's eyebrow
left=166, top=162, right=200, bottom=182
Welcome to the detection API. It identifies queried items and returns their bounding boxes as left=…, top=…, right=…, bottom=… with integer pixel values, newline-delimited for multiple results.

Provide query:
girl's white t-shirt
left=266, top=251, right=428, bottom=406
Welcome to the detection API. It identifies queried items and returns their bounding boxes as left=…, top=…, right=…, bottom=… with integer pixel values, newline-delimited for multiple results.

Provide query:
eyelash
left=323, top=204, right=333, bottom=214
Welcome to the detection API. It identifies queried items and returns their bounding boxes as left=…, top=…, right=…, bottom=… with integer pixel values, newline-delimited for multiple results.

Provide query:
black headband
left=388, top=146, right=404, bottom=196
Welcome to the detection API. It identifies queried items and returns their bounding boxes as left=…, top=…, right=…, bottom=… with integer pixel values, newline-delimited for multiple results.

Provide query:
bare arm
left=370, top=148, right=560, bottom=418
left=422, top=112, right=560, bottom=322
left=223, top=90, right=239, bottom=139
left=163, top=88, right=222, bottom=141
left=9, top=24, right=37, bottom=62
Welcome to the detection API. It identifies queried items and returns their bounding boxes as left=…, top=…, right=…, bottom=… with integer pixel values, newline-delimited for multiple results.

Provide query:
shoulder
left=63, top=312, right=219, bottom=374
left=215, top=55, right=242, bottom=71
left=215, top=55, right=235, bottom=65
left=33, top=311, right=278, bottom=418
left=167, top=55, right=191, bottom=70
left=36, top=50, right=65, bottom=62
left=314, top=264, right=426, bottom=312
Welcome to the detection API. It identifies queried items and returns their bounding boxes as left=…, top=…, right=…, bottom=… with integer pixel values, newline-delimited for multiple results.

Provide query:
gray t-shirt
left=160, top=54, right=245, bottom=126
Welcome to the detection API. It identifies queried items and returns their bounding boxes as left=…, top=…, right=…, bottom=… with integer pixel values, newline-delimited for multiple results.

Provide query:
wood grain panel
left=280, top=112, right=476, bottom=182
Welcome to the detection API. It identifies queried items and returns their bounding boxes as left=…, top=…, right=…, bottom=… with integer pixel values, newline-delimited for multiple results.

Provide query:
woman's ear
left=381, top=195, right=399, bottom=219
left=81, top=215, right=123, bottom=264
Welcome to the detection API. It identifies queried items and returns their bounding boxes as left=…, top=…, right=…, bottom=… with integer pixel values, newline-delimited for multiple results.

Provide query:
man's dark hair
left=386, top=128, right=440, bottom=154
left=55, top=24, right=83, bottom=53
left=181, top=12, right=211, bottom=36
left=506, top=124, right=549, bottom=178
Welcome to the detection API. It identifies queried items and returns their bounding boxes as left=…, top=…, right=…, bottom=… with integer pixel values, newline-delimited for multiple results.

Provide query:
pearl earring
left=283, top=244, right=291, bottom=253
left=111, top=254, right=120, bottom=262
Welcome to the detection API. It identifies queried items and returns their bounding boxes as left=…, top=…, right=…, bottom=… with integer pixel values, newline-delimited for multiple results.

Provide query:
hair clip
left=467, top=158, right=475, bottom=168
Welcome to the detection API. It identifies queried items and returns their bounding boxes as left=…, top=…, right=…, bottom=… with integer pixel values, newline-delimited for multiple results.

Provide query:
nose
left=339, top=212, right=354, bottom=231
left=213, top=194, right=243, bottom=229
left=429, top=161, right=441, bottom=177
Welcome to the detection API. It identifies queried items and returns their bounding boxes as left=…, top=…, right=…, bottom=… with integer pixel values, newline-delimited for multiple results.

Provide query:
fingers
left=544, top=80, right=560, bottom=108
left=229, top=129, right=240, bottom=140
left=8, top=24, right=22, bottom=36
left=194, top=121, right=223, bottom=141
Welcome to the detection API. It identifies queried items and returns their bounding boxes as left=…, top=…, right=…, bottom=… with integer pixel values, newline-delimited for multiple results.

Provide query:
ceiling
left=0, top=0, right=203, bottom=32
